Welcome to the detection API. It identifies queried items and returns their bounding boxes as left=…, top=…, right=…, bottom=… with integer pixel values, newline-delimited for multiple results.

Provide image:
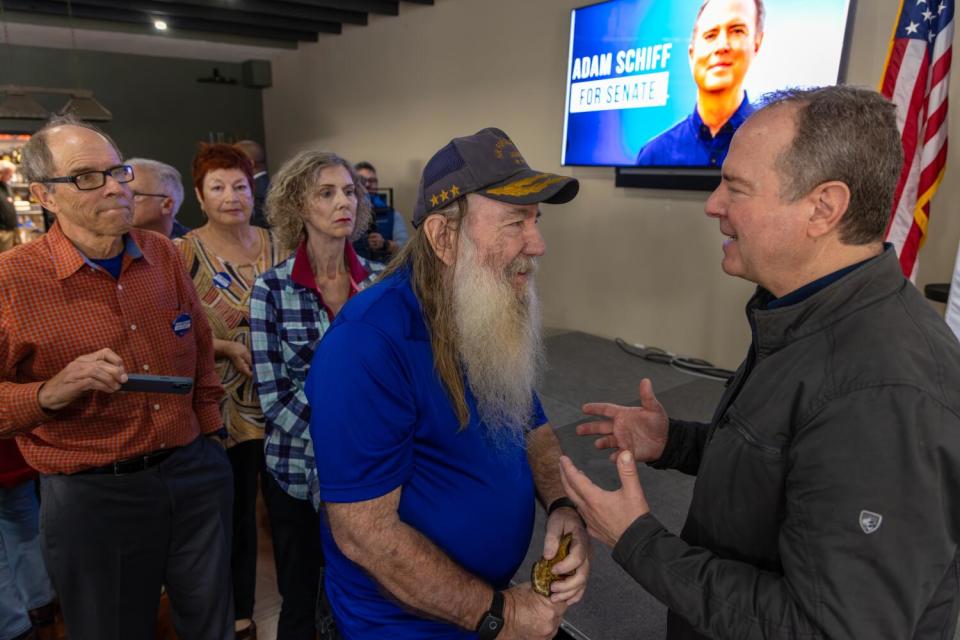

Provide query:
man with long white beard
left=305, top=128, right=589, bottom=640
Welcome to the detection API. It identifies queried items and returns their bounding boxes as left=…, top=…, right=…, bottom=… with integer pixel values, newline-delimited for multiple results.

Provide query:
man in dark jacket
left=235, top=139, right=270, bottom=228
left=560, top=85, right=960, bottom=639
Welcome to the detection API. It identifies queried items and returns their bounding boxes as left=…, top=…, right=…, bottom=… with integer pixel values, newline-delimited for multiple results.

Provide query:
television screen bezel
left=559, top=0, right=859, bottom=190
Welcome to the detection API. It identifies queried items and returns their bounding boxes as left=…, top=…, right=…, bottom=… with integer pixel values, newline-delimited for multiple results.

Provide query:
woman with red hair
left=175, top=143, right=288, bottom=640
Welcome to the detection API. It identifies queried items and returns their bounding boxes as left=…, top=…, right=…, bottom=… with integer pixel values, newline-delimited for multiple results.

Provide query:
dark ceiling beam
left=132, top=0, right=368, bottom=26
left=1, top=0, right=322, bottom=41
left=58, top=0, right=341, bottom=33
left=279, top=0, right=400, bottom=17
left=168, top=16, right=325, bottom=40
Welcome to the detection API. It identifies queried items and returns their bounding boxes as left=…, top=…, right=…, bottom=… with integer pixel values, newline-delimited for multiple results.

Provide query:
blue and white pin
left=213, top=271, right=233, bottom=289
left=172, top=313, right=193, bottom=337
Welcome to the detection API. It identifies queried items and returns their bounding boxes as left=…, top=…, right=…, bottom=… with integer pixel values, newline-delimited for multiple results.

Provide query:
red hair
left=192, top=143, right=254, bottom=195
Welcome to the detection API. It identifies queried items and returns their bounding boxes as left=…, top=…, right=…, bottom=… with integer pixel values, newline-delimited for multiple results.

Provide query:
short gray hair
left=20, top=114, right=122, bottom=185
left=266, top=150, right=371, bottom=251
left=760, top=85, right=903, bottom=245
left=693, top=0, right=765, bottom=38
left=126, top=157, right=185, bottom=215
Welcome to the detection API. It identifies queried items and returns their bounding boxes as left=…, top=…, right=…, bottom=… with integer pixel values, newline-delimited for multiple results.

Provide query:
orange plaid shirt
left=0, top=223, right=223, bottom=474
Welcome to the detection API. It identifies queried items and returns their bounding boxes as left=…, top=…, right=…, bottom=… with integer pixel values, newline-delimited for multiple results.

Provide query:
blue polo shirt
left=636, top=94, right=755, bottom=167
left=306, top=268, right=548, bottom=639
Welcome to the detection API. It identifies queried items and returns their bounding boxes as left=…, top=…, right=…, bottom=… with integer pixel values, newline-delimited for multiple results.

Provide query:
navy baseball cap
left=412, top=127, right=579, bottom=227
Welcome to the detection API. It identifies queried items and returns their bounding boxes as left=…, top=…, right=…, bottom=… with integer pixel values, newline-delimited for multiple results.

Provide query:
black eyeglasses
left=42, top=165, right=135, bottom=191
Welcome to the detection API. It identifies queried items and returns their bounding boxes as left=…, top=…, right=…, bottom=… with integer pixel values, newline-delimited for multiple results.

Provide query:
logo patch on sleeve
left=859, top=510, right=883, bottom=534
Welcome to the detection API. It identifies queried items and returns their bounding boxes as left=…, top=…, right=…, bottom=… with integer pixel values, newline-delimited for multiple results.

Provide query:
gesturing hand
left=500, top=583, right=567, bottom=640
left=578, top=378, right=669, bottom=463
left=559, top=452, right=651, bottom=548
left=38, top=348, right=128, bottom=411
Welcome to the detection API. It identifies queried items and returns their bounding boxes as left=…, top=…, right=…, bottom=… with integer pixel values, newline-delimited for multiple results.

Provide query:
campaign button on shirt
left=172, top=313, right=192, bottom=337
left=213, top=272, right=232, bottom=289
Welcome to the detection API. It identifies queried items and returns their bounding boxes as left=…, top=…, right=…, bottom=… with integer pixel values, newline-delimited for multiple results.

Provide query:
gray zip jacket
left=613, top=248, right=960, bottom=639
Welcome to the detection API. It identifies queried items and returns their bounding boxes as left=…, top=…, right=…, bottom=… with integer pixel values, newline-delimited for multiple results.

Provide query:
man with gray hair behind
left=127, top=157, right=189, bottom=239
left=563, top=85, right=960, bottom=639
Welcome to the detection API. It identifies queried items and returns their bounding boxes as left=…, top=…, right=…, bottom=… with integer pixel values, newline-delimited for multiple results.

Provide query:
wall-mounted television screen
left=561, top=0, right=855, bottom=175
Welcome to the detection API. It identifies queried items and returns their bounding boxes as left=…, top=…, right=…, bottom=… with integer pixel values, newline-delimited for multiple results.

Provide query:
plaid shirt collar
left=47, top=222, right=148, bottom=281
left=290, top=238, right=370, bottom=295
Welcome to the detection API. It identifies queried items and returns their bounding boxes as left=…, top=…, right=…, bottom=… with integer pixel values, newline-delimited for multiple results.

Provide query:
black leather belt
left=76, top=447, right=180, bottom=476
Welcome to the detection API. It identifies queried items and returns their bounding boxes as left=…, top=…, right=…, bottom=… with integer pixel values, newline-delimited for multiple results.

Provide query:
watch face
left=479, top=614, right=503, bottom=638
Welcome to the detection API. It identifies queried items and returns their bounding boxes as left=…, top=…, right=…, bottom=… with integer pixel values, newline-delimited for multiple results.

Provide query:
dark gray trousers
left=39, top=435, right=234, bottom=640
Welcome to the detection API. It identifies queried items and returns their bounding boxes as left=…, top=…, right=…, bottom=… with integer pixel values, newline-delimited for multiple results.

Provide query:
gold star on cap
left=440, top=189, right=449, bottom=202
left=449, top=184, right=461, bottom=198
left=430, top=194, right=440, bottom=207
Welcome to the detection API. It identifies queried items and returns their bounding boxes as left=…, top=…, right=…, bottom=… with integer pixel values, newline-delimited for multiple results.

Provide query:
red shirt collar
left=290, top=238, right=370, bottom=297
left=47, top=222, right=150, bottom=281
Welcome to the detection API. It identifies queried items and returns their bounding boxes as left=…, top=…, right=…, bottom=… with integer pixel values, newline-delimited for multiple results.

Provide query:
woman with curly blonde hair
left=249, top=150, right=383, bottom=639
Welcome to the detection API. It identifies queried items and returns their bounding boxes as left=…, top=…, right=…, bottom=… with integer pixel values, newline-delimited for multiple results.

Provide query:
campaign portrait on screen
left=561, top=0, right=853, bottom=168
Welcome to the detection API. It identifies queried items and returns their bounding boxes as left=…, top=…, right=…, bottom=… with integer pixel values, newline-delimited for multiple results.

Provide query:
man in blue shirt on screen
left=636, top=0, right=764, bottom=167
left=306, top=128, right=589, bottom=639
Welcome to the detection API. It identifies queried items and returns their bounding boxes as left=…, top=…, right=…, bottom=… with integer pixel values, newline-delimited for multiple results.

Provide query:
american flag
left=880, top=0, right=954, bottom=279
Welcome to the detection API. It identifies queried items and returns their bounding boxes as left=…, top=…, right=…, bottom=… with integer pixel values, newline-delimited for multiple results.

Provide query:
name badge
left=213, top=272, right=232, bottom=289
left=172, top=313, right=192, bottom=337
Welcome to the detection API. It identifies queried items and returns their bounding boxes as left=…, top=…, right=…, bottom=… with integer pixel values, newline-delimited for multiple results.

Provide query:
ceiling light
left=59, top=94, right=113, bottom=122
left=0, top=92, right=50, bottom=119
left=154, top=19, right=168, bottom=31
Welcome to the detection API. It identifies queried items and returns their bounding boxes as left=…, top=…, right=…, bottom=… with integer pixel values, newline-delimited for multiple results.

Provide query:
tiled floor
left=251, top=496, right=281, bottom=640
left=247, top=330, right=960, bottom=640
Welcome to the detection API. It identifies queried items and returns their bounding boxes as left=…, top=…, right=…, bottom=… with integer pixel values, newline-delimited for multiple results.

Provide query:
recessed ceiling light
left=154, top=19, right=168, bottom=31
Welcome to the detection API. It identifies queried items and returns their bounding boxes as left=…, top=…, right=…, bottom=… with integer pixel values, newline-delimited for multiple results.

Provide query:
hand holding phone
left=119, top=375, right=194, bottom=395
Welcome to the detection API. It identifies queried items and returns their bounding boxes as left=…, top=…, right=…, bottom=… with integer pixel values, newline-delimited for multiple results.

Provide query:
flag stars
left=906, top=20, right=920, bottom=34
left=916, top=0, right=927, bottom=4
left=939, top=1, right=947, bottom=12
left=929, top=30, right=936, bottom=42
left=922, top=8, right=935, bottom=20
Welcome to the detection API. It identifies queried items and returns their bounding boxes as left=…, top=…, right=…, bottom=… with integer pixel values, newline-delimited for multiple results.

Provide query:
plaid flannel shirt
left=250, top=240, right=383, bottom=508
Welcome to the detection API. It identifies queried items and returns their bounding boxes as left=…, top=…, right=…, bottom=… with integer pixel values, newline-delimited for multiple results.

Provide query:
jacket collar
left=747, top=246, right=904, bottom=356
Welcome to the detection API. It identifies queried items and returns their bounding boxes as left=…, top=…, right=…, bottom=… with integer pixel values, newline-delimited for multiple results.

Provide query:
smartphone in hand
left=119, top=375, right=193, bottom=395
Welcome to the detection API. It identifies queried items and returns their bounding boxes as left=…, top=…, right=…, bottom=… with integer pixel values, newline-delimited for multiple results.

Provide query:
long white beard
left=452, top=231, right=545, bottom=449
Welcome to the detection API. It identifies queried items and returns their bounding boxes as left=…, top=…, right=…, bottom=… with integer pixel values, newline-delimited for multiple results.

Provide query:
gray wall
left=263, top=0, right=960, bottom=369
left=0, top=44, right=265, bottom=227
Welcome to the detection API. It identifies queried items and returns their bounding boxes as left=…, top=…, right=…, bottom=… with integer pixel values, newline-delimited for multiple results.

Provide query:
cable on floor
left=614, top=338, right=735, bottom=382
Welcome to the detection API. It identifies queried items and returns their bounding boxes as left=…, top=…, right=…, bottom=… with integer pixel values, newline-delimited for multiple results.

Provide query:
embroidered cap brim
left=480, top=170, right=579, bottom=206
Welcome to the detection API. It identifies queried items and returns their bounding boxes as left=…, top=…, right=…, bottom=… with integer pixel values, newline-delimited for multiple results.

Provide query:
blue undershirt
left=763, top=246, right=890, bottom=310
left=90, top=250, right=124, bottom=280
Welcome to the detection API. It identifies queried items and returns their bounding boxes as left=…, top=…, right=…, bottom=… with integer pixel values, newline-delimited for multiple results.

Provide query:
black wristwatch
left=475, top=590, right=505, bottom=639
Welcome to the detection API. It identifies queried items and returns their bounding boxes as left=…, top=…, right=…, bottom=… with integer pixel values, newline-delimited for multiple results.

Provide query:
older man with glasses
left=0, top=115, right=234, bottom=640
left=127, top=157, right=190, bottom=239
